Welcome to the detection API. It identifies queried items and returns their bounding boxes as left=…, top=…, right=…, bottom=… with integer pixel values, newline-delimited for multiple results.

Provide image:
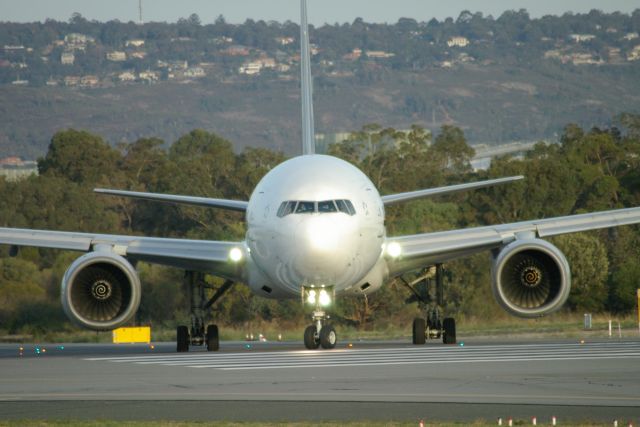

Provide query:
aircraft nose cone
left=294, top=215, right=356, bottom=276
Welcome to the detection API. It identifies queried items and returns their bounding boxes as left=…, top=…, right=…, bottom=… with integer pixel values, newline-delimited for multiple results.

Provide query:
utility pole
left=138, top=0, right=143, bottom=25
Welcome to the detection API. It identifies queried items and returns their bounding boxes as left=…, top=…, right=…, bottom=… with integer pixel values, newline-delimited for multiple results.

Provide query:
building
left=184, top=67, right=205, bottom=78
left=276, top=37, right=295, bottom=46
left=222, top=45, right=250, bottom=56
left=64, top=76, right=81, bottom=86
left=80, top=75, right=99, bottom=87
left=628, top=45, right=640, bottom=61
left=139, top=70, right=159, bottom=82
left=0, top=157, right=38, bottom=181
left=365, top=50, right=395, bottom=59
left=118, top=71, right=136, bottom=82
left=343, top=48, right=362, bottom=61
left=64, top=33, right=94, bottom=50
left=106, top=51, right=126, bottom=62
left=239, top=62, right=262, bottom=75
left=125, top=39, right=145, bottom=47
left=569, top=34, right=596, bottom=43
left=447, top=37, right=470, bottom=47
left=61, top=51, right=75, bottom=65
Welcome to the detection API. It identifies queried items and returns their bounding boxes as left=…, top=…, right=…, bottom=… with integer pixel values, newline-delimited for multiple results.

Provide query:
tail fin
left=300, top=0, right=315, bottom=155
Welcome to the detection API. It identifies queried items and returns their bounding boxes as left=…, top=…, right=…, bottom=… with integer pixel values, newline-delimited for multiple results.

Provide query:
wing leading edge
left=386, top=206, right=640, bottom=277
left=94, top=188, right=248, bottom=212
left=381, top=176, right=523, bottom=205
left=0, top=227, right=245, bottom=281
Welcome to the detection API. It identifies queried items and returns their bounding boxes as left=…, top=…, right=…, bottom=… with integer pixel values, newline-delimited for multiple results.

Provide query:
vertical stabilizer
left=300, top=0, right=315, bottom=155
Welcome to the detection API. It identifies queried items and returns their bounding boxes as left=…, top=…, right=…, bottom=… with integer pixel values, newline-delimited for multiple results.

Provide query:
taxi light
left=229, top=247, right=243, bottom=262
left=387, top=242, right=402, bottom=258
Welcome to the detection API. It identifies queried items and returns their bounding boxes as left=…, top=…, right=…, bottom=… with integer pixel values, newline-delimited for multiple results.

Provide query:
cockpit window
left=277, top=199, right=356, bottom=217
left=295, top=201, right=315, bottom=214
left=277, top=201, right=296, bottom=217
left=335, top=199, right=356, bottom=216
left=318, top=200, right=337, bottom=213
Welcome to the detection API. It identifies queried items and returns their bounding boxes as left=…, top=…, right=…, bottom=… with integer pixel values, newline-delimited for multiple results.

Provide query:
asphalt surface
left=0, top=338, right=639, bottom=422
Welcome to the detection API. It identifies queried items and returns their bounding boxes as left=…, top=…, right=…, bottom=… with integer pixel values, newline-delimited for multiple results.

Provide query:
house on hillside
left=61, top=51, right=75, bottom=65
left=184, top=67, right=205, bottom=78
left=447, top=36, right=469, bottom=47
left=126, top=39, right=145, bottom=47
left=569, top=34, right=595, bottom=43
left=106, top=51, right=126, bottom=61
left=365, top=50, right=395, bottom=59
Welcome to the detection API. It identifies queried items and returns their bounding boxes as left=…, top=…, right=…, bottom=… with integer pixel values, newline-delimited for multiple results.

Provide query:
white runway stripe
left=85, top=341, right=640, bottom=371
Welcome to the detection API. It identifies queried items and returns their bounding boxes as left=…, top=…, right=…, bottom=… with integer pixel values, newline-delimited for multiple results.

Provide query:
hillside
left=1, top=10, right=639, bottom=157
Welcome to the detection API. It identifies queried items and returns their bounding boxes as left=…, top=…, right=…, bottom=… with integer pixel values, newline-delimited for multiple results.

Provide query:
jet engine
left=491, top=239, right=571, bottom=318
left=61, top=252, right=141, bottom=330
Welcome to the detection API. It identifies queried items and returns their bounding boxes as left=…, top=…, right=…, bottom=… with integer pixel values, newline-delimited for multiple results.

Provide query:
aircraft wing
left=386, top=206, right=640, bottom=276
left=94, top=188, right=248, bottom=212
left=0, top=227, right=246, bottom=281
left=381, top=176, right=523, bottom=205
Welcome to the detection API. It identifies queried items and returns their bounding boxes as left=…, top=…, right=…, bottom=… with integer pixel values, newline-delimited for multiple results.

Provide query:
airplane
left=2, top=0, right=640, bottom=352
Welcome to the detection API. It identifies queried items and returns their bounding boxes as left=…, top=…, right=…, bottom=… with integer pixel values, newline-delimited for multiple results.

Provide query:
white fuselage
left=245, top=155, right=388, bottom=298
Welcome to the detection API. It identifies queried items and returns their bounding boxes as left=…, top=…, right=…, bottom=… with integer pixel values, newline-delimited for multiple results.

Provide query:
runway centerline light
left=229, top=247, right=243, bottom=262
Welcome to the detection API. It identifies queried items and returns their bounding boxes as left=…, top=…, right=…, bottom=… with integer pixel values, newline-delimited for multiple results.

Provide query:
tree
left=553, top=234, right=608, bottom=312
left=38, top=129, right=120, bottom=185
left=431, top=125, right=475, bottom=175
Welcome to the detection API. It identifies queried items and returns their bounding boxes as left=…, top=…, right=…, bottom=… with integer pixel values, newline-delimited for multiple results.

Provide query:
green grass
left=0, top=422, right=623, bottom=427
left=1, top=313, right=638, bottom=344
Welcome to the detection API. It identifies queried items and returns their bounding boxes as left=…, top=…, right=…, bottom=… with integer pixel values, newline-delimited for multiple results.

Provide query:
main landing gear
left=176, top=271, right=234, bottom=353
left=400, top=264, right=457, bottom=345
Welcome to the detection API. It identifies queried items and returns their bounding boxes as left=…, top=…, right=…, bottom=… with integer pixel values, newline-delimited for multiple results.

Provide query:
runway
left=1, top=338, right=639, bottom=421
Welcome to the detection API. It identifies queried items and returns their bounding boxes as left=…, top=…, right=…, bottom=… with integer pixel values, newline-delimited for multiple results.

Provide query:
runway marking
left=85, top=341, right=640, bottom=371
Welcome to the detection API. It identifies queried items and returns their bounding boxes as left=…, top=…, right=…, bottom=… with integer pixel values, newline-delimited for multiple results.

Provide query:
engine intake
left=491, top=239, right=571, bottom=318
left=61, top=252, right=141, bottom=330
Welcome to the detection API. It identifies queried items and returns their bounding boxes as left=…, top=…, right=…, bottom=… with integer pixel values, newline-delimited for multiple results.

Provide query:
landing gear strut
left=176, top=271, right=234, bottom=352
left=401, top=264, right=456, bottom=345
left=302, top=287, right=337, bottom=350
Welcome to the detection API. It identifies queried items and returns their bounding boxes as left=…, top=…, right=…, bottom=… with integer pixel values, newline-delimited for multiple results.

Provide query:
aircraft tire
left=412, top=318, right=426, bottom=345
left=304, top=325, right=319, bottom=349
left=177, top=325, right=189, bottom=352
left=443, top=317, right=456, bottom=344
left=206, top=324, right=219, bottom=351
left=319, top=325, right=337, bottom=349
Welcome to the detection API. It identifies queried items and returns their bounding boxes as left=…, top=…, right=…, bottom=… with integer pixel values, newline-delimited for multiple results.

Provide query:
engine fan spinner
left=491, top=239, right=571, bottom=318
left=61, top=252, right=141, bottom=330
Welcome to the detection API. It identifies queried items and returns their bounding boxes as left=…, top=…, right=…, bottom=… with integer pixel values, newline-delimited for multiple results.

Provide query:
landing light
left=386, top=242, right=402, bottom=258
left=319, top=289, right=331, bottom=307
left=229, top=247, right=243, bottom=262
left=307, top=290, right=317, bottom=305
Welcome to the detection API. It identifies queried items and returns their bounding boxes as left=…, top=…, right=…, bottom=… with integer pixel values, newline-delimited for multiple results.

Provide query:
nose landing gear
left=304, top=311, right=337, bottom=349
left=302, top=287, right=337, bottom=350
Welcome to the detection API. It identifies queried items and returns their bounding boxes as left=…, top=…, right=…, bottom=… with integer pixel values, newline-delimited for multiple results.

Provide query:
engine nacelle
left=491, top=239, right=571, bottom=318
left=61, top=252, right=141, bottom=330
